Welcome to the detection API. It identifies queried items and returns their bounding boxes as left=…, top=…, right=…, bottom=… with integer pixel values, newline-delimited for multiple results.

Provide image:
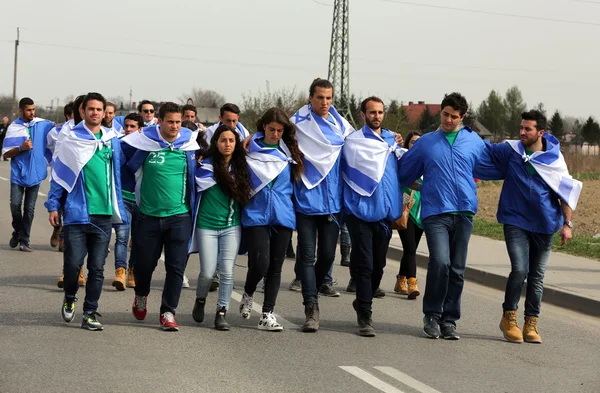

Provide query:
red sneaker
left=132, top=295, right=147, bottom=320
left=160, top=312, right=179, bottom=331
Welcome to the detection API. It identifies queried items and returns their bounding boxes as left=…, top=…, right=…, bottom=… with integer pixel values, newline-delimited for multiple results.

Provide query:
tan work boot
left=112, top=267, right=127, bottom=291
left=523, top=316, right=542, bottom=343
left=127, top=267, right=136, bottom=288
left=57, top=274, right=64, bottom=289
left=394, top=275, right=408, bottom=295
left=50, top=226, right=62, bottom=248
left=500, top=310, right=524, bottom=343
left=78, top=267, right=86, bottom=287
left=407, top=278, right=420, bottom=299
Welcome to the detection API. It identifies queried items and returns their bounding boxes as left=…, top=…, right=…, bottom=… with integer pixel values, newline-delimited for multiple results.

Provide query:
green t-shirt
left=525, top=150, right=537, bottom=175
left=444, top=130, right=459, bottom=146
left=196, top=184, right=241, bottom=230
left=140, top=148, right=190, bottom=217
left=84, top=133, right=113, bottom=216
left=263, top=141, right=280, bottom=188
left=122, top=190, right=136, bottom=203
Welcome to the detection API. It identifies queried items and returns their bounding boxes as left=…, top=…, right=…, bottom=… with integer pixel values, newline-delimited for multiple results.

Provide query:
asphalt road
left=0, top=161, right=598, bottom=393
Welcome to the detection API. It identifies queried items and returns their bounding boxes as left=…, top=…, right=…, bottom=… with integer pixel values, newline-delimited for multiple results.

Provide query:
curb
left=386, top=245, right=600, bottom=317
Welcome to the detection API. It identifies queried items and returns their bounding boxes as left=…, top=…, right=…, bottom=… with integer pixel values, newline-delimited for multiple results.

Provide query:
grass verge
left=473, top=218, right=600, bottom=261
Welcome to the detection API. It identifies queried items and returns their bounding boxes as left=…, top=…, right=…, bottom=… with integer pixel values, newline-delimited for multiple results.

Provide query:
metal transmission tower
left=327, top=0, right=354, bottom=123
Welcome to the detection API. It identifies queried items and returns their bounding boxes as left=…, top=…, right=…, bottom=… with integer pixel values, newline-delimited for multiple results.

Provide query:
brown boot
left=57, top=274, right=64, bottom=289
left=50, top=226, right=62, bottom=248
left=78, top=267, right=86, bottom=287
left=58, top=240, right=64, bottom=253
left=302, top=303, right=320, bottom=332
left=127, top=267, right=136, bottom=288
left=500, top=310, right=524, bottom=343
left=407, top=278, right=420, bottom=299
left=394, top=275, right=408, bottom=295
left=523, top=316, right=542, bottom=343
left=112, top=267, right=127, bottom=291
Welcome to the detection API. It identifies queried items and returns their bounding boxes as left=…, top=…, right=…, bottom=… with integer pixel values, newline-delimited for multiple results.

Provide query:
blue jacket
left=474, top=138, right=563, bottom=234
left=343, top=130, right=402, bottom=222
left=398, top=126, right=486, bottom=220
left=119, top=138, right=137, bottom=194
left=242, top=142, right=296, bottom=230
left=45, top=134, right=128, bottom=226
left=293, top=154, right=342, bottom=216
left=6, top=119, right=55, bottom=187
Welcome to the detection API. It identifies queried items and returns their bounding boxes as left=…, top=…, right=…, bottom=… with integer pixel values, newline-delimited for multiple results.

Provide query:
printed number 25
left=148, top=152, right=165, bottom=164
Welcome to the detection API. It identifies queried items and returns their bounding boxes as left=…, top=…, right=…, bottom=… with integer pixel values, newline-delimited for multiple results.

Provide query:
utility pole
left=12, top=27, right=19, bottom=117
left=327, top=0, right=353, bottom=124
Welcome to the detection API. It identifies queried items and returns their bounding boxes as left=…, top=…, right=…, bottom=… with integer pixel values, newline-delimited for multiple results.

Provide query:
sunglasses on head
left=142, top=109, right=155, bottom=114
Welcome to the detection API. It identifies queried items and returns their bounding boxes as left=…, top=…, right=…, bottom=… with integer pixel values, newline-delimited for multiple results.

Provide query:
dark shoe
left=302, top=303, right=320, bottom=332
left=319, top=282, right=340, bottom=297
left=353, top=300, right=375, bottom=337
left=346, top=278, right=356, bottom=293
left=214, top=307, right=230, bottom=331
left=81, top=311, right=103, bottom=331
left=286, top=241, right=296, bottom=259
left=340, top=245, right=351, bottom=267
left=209, top=272, right=219, bottom=292
left=289, top=278, right=302, bottom=292
left=440, top=324, right=460, bottom=340
left=19, top=243, right=32, bottom=252
left=423, top=315, right=440, bottom=339
left=50, top=226, right=61, bottom=248
left=192, top=298, right=206, bottom=323
left=9, top=233, right=18, bottom=249
left=58, top=240, right=64, bottom=252
left=373, top=287, right=385, bottom=298
left=61, top=296, right=77, bottom=322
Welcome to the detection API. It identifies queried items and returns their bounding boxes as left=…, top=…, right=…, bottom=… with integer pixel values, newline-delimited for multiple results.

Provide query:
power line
left=311, top=0, right=334, bottom=6
left=381, top=0, right=600, bottom=27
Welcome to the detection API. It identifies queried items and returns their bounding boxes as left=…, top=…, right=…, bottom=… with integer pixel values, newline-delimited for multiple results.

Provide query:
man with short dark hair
left=138, top=100, right=157, bottom=127
left=475, top=110, right=580, bottom=344
left=103, top=102, right=123, bottom=134
left=205, top=103, right=249, bottom=142
left=399, top=92, right=486, bottom=340
left=46, top=92, right=128, bottom=331
left=123, top=102, right=199, bottom=331
left=182, top=103, right=206, bottom=132
left=2, top=97, right=55, bottom=251
left=0, top=117, right=9, bottom=160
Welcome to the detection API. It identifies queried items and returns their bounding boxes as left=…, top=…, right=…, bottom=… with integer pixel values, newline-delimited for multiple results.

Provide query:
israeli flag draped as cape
left=2, top=117, right=45, bottom=155
left=121, top=125, right=199, bottom=152
left=51, top=123, right=118, bottom=193
left=246, top=133, right=295, bottom=196
left=47, top=119, right=75, bottom=157
left=291, top=104, right=353, bottom=190
left=188, top=160, right=218, bottom=254
left=205, top=121, right=250, bottom=143
left=505, top=133, right=582, bottom=210
left=342, top=126, right=401, bottom=197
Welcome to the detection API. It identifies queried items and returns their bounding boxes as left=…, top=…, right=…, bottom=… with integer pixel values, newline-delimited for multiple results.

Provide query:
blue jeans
left=195, top=226, right=241, bottom=311
left=133, top=213, right=192, bottom=315
left=503, top=225, right=553, bottom=317
left=113, top=199, right=138, bottom=269
left=63, top=215, right=112, bottom=313
left=296, top=212, right=340, bottom=305
left=10, top=183, right=39, bottom=246
left=422, top=214, right=473, bottom=326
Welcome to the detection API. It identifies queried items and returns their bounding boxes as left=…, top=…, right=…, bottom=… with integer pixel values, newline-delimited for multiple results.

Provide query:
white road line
left=38, top=192, right=46, bottom=197
left=339, top=367, right=405, bottom=393
left=374, top=367, right=442, bottom=393
left=0, top=176, right=8, bottom=181
left=230, top=290, right=299, bottom=330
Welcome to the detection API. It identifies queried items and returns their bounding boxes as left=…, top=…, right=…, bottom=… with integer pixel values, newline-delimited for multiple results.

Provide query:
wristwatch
left=564, top=221, right=574, bottom=229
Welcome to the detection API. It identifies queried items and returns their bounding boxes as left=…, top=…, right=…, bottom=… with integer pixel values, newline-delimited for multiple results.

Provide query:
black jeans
left=345, top=214, right=391, bottom=313
left=397, top=218, right=424, bottom=278
left=133, top=213, right=192, bottom=315
left=10, top=183, right=39, bottom=246
left=244, top=226, right=292, bottom=313
left=296, top=212, right=340, bottom=305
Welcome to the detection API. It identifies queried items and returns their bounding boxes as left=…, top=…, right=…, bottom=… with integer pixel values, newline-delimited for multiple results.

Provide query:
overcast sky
left=0, top=0, right=599, bottom=119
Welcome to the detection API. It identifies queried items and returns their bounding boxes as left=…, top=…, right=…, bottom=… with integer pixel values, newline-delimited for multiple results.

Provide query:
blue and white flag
left=246, top=133, right=295, bottom=196
left=205, top=121, right=251, bottom=143
left=505, top=134, right=582, bottom=210
left=51, top=123, right=118, bottom=193
left=121, top=125, right=199, bottom=152
left=47, top=119, right=75, bottom=157
left=291, top=104, right=353, bottom=190
left=1, top=117, right=45, bottom=156
left=195, top=159, right=217, bottom=192
left=342, top=126, right=400, bottom=197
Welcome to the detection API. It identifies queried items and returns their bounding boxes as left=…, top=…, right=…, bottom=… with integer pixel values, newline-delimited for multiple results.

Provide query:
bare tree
left=240, top=82, right=307, bottom=129
left=179, top=88, right=226, bottom=108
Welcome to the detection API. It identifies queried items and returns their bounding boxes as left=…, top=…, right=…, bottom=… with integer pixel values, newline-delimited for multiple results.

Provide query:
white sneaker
left=258, top=312, right=283, bottom=331
left=239, top=292, right=253, bottom=319
left=182, top=274, right=190, bottom=288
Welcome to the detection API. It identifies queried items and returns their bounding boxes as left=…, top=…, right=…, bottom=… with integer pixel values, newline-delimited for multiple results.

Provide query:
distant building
left=472, top=120, right=494, bottom=140
left=401, top=101, right=442, bottom=124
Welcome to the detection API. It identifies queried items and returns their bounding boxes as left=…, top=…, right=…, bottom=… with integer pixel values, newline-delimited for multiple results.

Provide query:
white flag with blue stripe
left=505, top=134, right=582, bottom=210
left=342, top=126, right=400, bottom=197
left=205, top=121, right=250, bottom=143
left=291, top=104, right=353, bottom=190
left=1, top=117, right=44, bottom=155
left=246, top=133, right=295, bottom=196
left=121, top=125, right=199, bottom=152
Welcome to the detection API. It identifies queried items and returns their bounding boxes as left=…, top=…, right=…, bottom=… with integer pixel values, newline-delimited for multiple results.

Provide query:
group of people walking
left=2, top=77, right=581, bottom=343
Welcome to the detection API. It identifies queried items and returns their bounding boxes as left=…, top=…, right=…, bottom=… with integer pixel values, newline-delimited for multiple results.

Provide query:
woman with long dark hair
left=394, top=131, right=423, bottom=299
left=190, top=125, right=252, bottom=330
left=238, top=107, right=304, bottom=331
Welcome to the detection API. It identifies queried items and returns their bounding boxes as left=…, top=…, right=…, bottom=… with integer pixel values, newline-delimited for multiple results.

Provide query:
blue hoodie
left=398, top=126, right=486, bottom=220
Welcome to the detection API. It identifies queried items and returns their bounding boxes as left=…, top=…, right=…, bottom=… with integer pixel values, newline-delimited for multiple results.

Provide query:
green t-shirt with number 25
left=139, top=148, right=190, bottom=217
